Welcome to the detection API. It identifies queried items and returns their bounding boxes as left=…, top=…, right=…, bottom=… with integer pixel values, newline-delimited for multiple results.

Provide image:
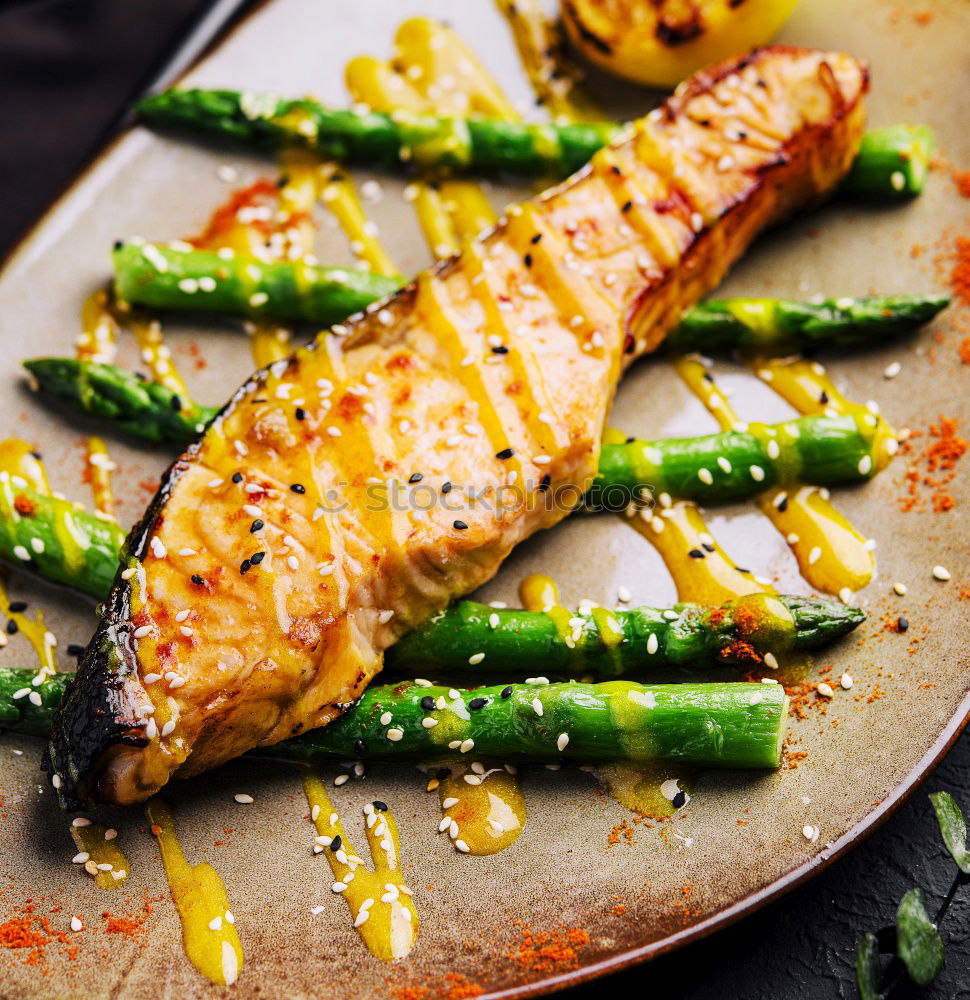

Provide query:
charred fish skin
left=47, top=47, right=869, bottom=808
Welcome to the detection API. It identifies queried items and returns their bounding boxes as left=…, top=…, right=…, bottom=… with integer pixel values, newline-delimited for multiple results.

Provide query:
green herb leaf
left=855, top=931, right=886, bottom=1000
left=929, top=790, right=970, bottom=873
left=896, top=887, right=945, bottom=986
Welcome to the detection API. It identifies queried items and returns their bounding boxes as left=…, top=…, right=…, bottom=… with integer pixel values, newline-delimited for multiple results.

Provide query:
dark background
left=1, top=2, right=968, bottom=997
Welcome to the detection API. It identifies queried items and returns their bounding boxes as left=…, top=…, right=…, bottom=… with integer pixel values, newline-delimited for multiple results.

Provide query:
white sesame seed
left=884, top=361, right=901, bottom=379
left=802, top=824, right=819, bottom=842
left=749, top=465, right=766, bottom=482
left=890, top=171, right=906, bottom=191
left=378, top=610, right=394, bottom=624
left=72, top=817, right=91, bottom=827
left=767, top=439, right=780, bottom=460
left=380, top=711, right=393, bottom=726
left=858, top=455, right=873, bottom=476
left=438, top=817, right=452, bottom=833
left=72, top=853, right=90, bottom=864
left=893, top=581, right=907, bottom=596
left=13, top=545, right=30, bottom=561
left=468, top=652, right=485, bottom=665
left=933, top=565, right=951, bottom=581
left=179, top=625, right=194, bottom=637
left=332, top=882, right=348, bottom=893
left=839, top=588, right=854, bottom=606
left=556, top=733, right=569, bottom=751
left=763, top=652, right=779, bottom=670
left=70, top=916, right=83, bottom=932
left=422, top=717, right=438, bottom=728
left=817, top=683, right=834, bottom=698
left=96, top=863, right=113, bottom=872
left=234, top=793, right=254, bottom=804
left=386, top=728, right=404, bottom=742
left=463, top=774, right=481, bottom=785
left=161, top=721, right=176, bottom=737
left=145, top=718, right=158, bottom=739
left=748, top=692, right=764, bottom=706
left=459, top=739, right=475, bottom=753
left=454, top=839, right=470, bottom=853
left=840, top=673, right=854, bottom=690
left=808, top=546, right=822, bottom=565
left=531, top=698, right=543, bottom=716
left=697, top=467, right=714, bottom=485
left=646, top=633, right=659, bottom=655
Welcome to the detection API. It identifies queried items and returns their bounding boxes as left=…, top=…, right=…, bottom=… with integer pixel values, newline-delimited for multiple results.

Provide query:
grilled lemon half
left=562, top=0, right=800, bottom=89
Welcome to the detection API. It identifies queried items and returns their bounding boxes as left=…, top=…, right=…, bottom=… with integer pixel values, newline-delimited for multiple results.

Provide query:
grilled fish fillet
left=48, top=46, right=869, bottom=807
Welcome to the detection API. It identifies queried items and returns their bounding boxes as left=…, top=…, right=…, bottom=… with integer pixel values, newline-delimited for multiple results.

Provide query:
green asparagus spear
left=0, top=670, right=788, bottom=768
left=112, top=242, right=402, bottom=323
left=0, top=669, right=68, bottom=738
left=137, top=88, right=617, bottom=178
left=0, top=480, right=125, bottom=599
left=591, top=411, right=894, bottom=506
left=110, top=240, right=950, bottom=351
left=666, top=294, right=950, bottom=356
left=23, top=358, right=215, bottom=445
left=137, top=89, right=930, bottom=200
left=388, top=593, right=863, bottom=678
left=841, top=124, right=935, bottom=201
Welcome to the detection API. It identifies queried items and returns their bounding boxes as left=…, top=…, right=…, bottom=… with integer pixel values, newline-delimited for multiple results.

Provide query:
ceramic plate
left=1, top=1, right=968, bottom=997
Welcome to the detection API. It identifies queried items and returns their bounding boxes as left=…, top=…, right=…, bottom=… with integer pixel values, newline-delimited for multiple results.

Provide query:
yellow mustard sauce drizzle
left=302, top=772, right=419, bottom=962
left=494, top=0, right=605, bottom=124
left=519, top=572, right=573, bottom=640
left=83, top=436, right=116, bottom=521
left=433, top=761, right=526, bottom=855
left=125, top=309, right=193, bottom=401
left=596, top=762, right=690, bottom=819
left=628, top=501, right=768, bottom=605
left=347, top=18, right=501, bottom=259
left=319, top=162, right=400, bottom=276
left=0, top=441, right=58, bottom=677
left=77, top=288, right=120, bottom=363
left=146, top=799, right=243, bottom=986
left=69, top=819, right=130, bottom=889
left=676, top=355, right=876, bottom=596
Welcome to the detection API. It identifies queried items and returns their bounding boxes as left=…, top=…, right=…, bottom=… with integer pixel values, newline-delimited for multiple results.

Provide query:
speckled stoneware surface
left=1, top=1, right=969, bottom=997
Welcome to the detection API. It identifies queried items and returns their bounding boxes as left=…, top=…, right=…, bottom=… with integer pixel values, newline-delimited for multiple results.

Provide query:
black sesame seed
left=191, top=574, right=205, bottom=586
left=409, top=473, right=423, bottom=484
left=66, top=643, right=85, bottom=657
left=295, top=407, right=306, bottom=421
left=240, top=559, right=251, bottom=574
left=621, top=200, right=632, bottom=213
left=290, top=483, right=306, bottom=494
left=170, top=394, right=183, bottom=412
left=688, top=548, right=705, bottom=559
left=231, top=472, right=243, bottom=484
left=330, top=835, right=342, bottom=852
left=538, top=474, right=551, bottom=493
left=469, top=697, right=487, bottom=710
left=420, top=695, right=436, bottom=711
left=524, top=253, right=533, bottom=268
left=7, top=620, right=19, bottom=634
left=702, top=372, right=714, bottom=383
left=495, top=447, right=514, bottom=460
left=8, top=601, right=27, bottom=613
left=372, top=800, right=388, bottom=812
left=530, top=233, right=542, bottom=244
left=453, top=519, right=469, bottom=530
left=113, top=239, right=124, bottom=251
left=625, top=436, right=635, bottom=444
left=897, top=616, right=910, bottom=633
left=250, top=551, right=265, bottom=565
left=734, top=566, right=750, bottom=574
left=819, top=390, right=829, bottom=405
left=29, top=451, right=42, bottom=461
left=436, top=767, right=451, bottom=780
left=353, top=739, right=366, bottom=756
left=701, top=542, right=715, bottom=553
left=492, top=345, right=509, bottom=354
left=611, top=164, right=621, bottom=175
left=672, top=790, right=687, bottom=809
left=250, top=519, right=264, bottom=533
left=441, top=481, right=452, bottom=494
left=501, top=685, right=513, bottom=699
left=777, top=497, right=788, bottom=513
